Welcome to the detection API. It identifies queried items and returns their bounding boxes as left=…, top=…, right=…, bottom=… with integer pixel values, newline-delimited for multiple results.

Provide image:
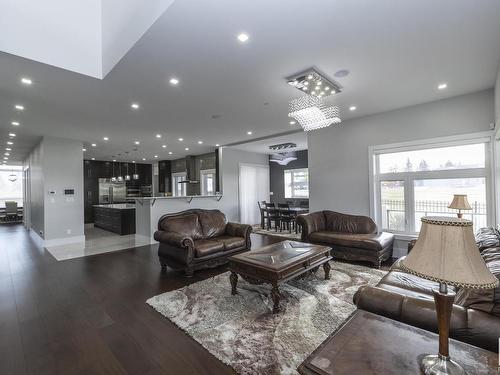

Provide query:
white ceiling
left=1, top=0, right=500, bottom=165
left=230, top=132, right=308, bottom=155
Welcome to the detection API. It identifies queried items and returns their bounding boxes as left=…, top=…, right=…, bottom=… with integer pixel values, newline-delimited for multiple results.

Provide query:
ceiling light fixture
left=247, top=131, right=253, bottom=135
left=269, top=142, right=297, bottom=151
left=7, top=141, right=13, bottom=145
left=237, top=33, right=249, bottom=42
left=142, top=158, right=146, bottom=161
left=289, top=121, right=296, bottom=125
left=5, top=153, right=10, bottom=156
left=154, top=155, right=158, bottom=158
left=21, top=77, right=32, bottom=85
left=3, top=157, right=8, bottom=160
left=270, top=152, right=298, bottom=166
left=9, top=133, right=16, bottom=137
left=162, top=145, right=167, bottom=148
left=349, top=106, right=357, bottom=111
left=15, top=105, right=24, bottom=111
left=438, top=83, right=448, bottom=90
left=11, top=121, right=20, bottom=126
left=156, top=134, right=161, bottom=138
left=287, top=68, right=341, bottom=98
left=215, top=144, right=220, bottom=147
left=91, top=157, right=95, bottom=160
left=103, top=137, right=109, bottom=141
left=198, top=141, right=203, bottom=144
left=82, top=148, right=87, bottom=152
left=131, top=103, right=140, bottom=110
left=6, top=148, right=11, bottom=151
left=169, top=77, right=179, bottom=85
left=185, top=147, right=189, bottom=151
left=168, top=151, right=173, bottom=155
left=289, top=95, right=341, bottom=131
left=134, top=141, right=140, bottom=145
left=178, top=138, right=183, bottom=141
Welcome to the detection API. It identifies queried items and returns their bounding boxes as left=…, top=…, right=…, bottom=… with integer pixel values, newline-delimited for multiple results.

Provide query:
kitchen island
left=134, top=195, right=232, bottom=240
left=93, top=204, right=136, bottom=235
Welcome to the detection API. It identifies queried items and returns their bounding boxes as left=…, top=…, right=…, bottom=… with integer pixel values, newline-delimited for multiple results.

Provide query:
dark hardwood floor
left=0, top=224, right=282, bottom=375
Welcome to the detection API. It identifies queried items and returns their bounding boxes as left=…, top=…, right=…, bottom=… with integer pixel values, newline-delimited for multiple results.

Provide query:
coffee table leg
left=271, top=283, right=281, bottom=313
left=323, top=261, right=331, bottom=280
left=230, top=272, right=238, bottom=295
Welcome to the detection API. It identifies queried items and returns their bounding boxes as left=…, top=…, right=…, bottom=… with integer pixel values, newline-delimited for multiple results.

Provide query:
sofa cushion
left=323, top=211, right=377, bottom=234
left=198, top=210, right=227, bottom=238
left=475, top=227, right=500, bottom=251
left=161, top=213, right=203, bottom=240
left=309, top=231, right=394, bottom=251
left=216, top=235, right=246, bottom=251
left=194, top=239, right=224, bottom=258
left=455, top=247, right=500, bottom=317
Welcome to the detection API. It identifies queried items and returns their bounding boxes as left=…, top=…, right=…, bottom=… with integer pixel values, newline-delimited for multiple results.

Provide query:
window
left=285, top=168, right=309, bottom=198
left=200, top=169, right=216, bottom=196
left=0, top=166, right=23, bottom=207
left=372, top=136, right=491, bottom=234
left=172, top=172, right=187, bottom=197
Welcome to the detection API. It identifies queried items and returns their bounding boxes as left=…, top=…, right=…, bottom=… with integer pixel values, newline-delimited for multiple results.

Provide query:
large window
left=372, top=136, right=491, bottom=234
left=172, top=172, right=187, bottom=197
left=0, top=166, right=23, bottom=207
left=285, top=168, right=309, bottom=198
left=200, top=169, right=216, bottom=196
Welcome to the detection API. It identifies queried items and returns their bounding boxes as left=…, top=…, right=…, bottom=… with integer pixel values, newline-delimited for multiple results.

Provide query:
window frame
left=171, top=172, right=187, bottom=197
left=284, top=168, right=309, bottom=199
left=369, top=132, right=495, bottom=235
left=200, top=168, right=216, bottom=196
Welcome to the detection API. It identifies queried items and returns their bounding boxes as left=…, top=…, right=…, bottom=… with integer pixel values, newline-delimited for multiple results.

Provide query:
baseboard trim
left=29, top=229, right=44, bottom=247
left=44, top=235, right=86, bottom=248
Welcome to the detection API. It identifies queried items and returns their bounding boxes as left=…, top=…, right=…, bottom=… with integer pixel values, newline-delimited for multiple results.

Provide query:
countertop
left=134, top=195, right=222, bottom=201
left=93, top=204, right=136, bottom=210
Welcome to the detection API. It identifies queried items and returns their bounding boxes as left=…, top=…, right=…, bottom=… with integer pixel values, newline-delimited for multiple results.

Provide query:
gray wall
left=496, top=64, right=500, bottom=127
left=24, top=137, right=84, bottom=243
left=269, top=150, right=308, bottom=204
left=308, top=90, right=495, bottom=216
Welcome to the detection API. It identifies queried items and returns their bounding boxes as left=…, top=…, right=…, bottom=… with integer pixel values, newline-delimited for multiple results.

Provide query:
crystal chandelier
left=288, top=95, right=341, bottom=131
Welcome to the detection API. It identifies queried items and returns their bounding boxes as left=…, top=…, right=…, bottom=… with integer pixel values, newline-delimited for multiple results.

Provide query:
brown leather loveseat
left=154, top=209, right=252, bottom=277
left=297, top=211, right=394, bottom=268
left=354, top=230, right=500, bottom=352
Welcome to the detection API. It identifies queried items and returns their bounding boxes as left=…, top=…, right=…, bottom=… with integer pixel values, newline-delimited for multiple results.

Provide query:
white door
left=239, top=163, right=270, bottom=224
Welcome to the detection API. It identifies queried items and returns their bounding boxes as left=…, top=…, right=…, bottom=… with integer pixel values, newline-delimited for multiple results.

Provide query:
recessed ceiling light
left=142, top=158, right=146, bottom=161
left=91, top=143, right=96, bottom=147
left=237, top=33, right=249, bottom=42
left=15, top=105, right=24, bottom=111
left=168, top=151, right=173, bottom=155
left=178, top=138, right=183, bottom=141
left=6, top=148, right=11, bottom=151
left=438, top=83, right=447, bottom=90
left=349, top=106, right=357, bottom=111
left=82, top=148, right=87, bottom=152
left=132, top=160, right=136, bottom=163
left=289, top=121, right=296, bottom=125
left=11, top=121, right=20, bottom=126
left=185, top=147, right=189, bottom=151
left=9, top=133, right=16, bottom=137
left=198, top=141, right=203, bottom=144
left=91, top=157, right=95, bottom=160
left=156, top=134, right=161, bottom=138
left=113, top=159, right=116, bottom=162
left=131, top=103, right=140, bottom=110
left=7, top=141, right=13, bottom=145
left=162, top=145, right=167, bottom=148
left=169, top=77, right=179, bottom=86
left=103, top=137, right=109, bottom=141
left=154, top=155, right=158, bottom=158
left=215, top=144, right=220, bottom=147
left=247, top=131, right=253, bottom=135
left=5, top=153, right=10, bottom=156
left=21, top=77, right=32, bottom=85
left=134, top=141, right=140, bottom=145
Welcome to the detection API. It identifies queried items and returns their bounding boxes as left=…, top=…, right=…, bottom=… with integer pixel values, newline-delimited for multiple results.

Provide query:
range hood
left=179, top=155, right=199, bottom=184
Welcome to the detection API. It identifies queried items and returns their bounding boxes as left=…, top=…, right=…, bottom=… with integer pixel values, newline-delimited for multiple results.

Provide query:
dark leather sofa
left=354, top=227, right=500, bottom=352
left=297, top=211, right=394, bottom=268
left=154, top=209, right=252, bottom=277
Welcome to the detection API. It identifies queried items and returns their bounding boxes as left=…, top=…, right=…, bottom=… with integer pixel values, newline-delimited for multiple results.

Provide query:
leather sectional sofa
left=297, top=211, right=394, bottom=268
left=354, top=227, right=500, bottom=352
left=154, top=209, right=252, bottom=277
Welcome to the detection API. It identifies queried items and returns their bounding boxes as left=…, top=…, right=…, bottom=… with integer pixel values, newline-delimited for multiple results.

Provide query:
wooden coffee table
left=228, top=240, right=332, bottom=313
left=298, top=310, right=499, bottom=375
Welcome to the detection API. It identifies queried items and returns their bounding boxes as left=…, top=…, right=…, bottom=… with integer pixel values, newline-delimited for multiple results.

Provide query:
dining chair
left=258, top=201, right=268, bottom=229
left=278, top=203, right=295, bottom=233
left=5, top=201, right=18, bottom=222
left=265, top=202, right=280, bottom=231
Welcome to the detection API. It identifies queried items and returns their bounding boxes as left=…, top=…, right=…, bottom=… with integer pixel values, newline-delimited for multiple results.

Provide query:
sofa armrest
left=226, top=222, right=252, bottom=248
left=296, top=212, right=325, bottom=242
left=154, top=231, right=194, bottom=248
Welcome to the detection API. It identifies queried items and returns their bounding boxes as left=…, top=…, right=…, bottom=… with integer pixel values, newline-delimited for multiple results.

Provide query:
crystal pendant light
left=125, top=163, right=131, bottom=181
left=8, top=169, right=17, bottom=182
left=288, top=95, right=341, bottom=131
left=117, top=162, right=124, bottom=182
left=133, top=162, right=139, bottom=180
left=111, top=161, right=117, bottom=182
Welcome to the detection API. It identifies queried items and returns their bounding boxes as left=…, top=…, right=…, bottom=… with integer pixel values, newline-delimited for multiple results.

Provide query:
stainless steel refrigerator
left=98, top=179, right=127, bottom=204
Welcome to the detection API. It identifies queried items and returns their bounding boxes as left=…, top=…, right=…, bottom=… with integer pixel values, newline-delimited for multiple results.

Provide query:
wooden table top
left=298, top=310, right=498, bottom=375
left=229, top=240, right=330, bottom=272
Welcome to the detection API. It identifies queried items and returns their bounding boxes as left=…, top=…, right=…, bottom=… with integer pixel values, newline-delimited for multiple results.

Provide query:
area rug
left=146, top=262, right=386, bottom=375
left=251, top=225, right=302, bottom=240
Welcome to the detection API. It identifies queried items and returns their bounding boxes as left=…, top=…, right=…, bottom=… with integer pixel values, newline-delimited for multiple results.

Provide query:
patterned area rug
left=147, top=262, right=386, bottom=375
left=251, top=225, right=302, bottom=240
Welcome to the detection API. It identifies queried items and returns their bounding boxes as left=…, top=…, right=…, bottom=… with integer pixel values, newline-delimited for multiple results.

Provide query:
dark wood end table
left=298, top=310, right=499, bottom=375
left=228, top=240, right=332, bottom=313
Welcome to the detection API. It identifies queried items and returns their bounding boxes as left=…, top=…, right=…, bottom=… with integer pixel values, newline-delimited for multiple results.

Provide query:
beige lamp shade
left=401, top=217, right=498, bottom=289
left=448, top=194, right=471, bottom=210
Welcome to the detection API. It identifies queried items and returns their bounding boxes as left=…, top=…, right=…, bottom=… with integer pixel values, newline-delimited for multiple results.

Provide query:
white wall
left=308, top=90, right=494, bottom=216
left=24, top=137, right=84, bottom=245
left=495, top=63, right=500, bottom=128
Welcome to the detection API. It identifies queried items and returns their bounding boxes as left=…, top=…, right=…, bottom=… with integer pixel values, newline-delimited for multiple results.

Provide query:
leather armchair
left=297, top=211, right=394, bottom=268
left=154, top=209, right=252, bottom=277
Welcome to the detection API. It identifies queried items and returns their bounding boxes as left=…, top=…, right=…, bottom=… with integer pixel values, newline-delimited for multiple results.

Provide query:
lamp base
left=421, top=354, right=466, bottom=375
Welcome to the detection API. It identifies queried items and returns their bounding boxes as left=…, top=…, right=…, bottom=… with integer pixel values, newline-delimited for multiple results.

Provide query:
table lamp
left=401, top=217, right=498, bottom=375
left=448, top=194, right=471, bottom=218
